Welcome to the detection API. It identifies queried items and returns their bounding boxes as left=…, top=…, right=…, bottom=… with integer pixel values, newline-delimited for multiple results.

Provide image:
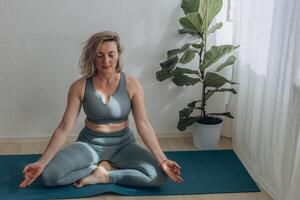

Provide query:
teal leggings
left=41, top=127, right=167, bottom=187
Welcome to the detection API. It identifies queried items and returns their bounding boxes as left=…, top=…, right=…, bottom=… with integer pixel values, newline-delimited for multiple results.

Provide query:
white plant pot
left=193, top=119, right=223, bottom=149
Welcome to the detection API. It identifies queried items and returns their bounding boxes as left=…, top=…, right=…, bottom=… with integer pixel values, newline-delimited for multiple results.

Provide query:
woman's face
left=94, top=41, right=119, bottom=73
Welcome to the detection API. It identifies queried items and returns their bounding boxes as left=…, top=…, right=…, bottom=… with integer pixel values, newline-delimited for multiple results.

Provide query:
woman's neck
left=94, top=71, right=119, bottom=86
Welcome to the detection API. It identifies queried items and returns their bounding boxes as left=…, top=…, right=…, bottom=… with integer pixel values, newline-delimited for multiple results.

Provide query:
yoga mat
left=0, top=150, right=260, bottom=199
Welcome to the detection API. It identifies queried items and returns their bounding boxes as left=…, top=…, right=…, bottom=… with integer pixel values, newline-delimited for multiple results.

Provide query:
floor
left=0, top=135, right=273, bottom=200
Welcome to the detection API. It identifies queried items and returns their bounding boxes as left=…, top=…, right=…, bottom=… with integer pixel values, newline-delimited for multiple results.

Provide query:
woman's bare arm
left=129, top=76, right=182, bottom=183
left=129, top=78, right=167, bottom=164
left=19, top=79, right=85, bottom=188
left=38, top=79, right=83, bottom=166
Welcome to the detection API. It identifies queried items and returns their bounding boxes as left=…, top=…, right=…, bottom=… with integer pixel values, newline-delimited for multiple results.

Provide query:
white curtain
left=232, top=0, right=300, bottom=199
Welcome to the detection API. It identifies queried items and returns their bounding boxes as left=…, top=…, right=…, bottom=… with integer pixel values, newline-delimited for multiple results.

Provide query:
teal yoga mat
left=0, top=150, right=259, bottom=199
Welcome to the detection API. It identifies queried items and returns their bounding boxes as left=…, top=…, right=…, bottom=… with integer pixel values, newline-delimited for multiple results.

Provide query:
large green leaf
left=208, top=22, right=223, bottom=34
left=207, top=88, right=237, bottom=94
left=201, top=45, right=239, bottom=69
left=192, top=42, right=204, bottom=49
left=156, top=67, right=199, bottom=82
left=173, top=67, right=199, bottom=74
left=160, top=56, right=178, bottom=71
left=205, top=90, right=214, bottom=101
left=178, top=28, right=201, bottom=36
left=180, top=0, right=222, bottom=33
left=172, top=74, right=201, bottom=86
left=167, top=43, right=190, bottom=58
left=177, top=117, right=200, bottom=131
left=188, top=100, right=201, bottom=108
left=181, top=0, right=200, bottom=14
left=167, top=49, right=181, bottom=59
left=205, top=87, right=237, bottom=101
left=180, top=50, right=196, bottom=64
left=156, top=70, right=174, bottom=81
left=179, top=107, right=194, bottom=119
left=216, top=55, right=236, bottom=72
left=199, top=0, right=222, bottom=28
left=207, top=112, right=234, bottom=118
left=205, top=72, right=237, bottom=88
left=179, top=12, right=202, bottom=33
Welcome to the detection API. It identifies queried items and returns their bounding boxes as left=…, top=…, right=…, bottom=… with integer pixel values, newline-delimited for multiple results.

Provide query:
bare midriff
left=84, top=118, right=129, bottom=134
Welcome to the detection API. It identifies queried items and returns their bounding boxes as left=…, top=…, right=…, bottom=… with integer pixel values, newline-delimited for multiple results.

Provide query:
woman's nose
left=103, top=56, right=109, bottom=64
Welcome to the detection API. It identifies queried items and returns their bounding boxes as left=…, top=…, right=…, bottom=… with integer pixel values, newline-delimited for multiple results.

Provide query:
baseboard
left=0, top=131, right=192, bottom=142
left=152, top=131, right=192, bottom=138
left=0, top=135, right=77, bottom=143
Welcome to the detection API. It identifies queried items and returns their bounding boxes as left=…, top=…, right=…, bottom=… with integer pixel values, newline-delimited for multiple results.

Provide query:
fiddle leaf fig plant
left=156, top=0, right=239, bottom=131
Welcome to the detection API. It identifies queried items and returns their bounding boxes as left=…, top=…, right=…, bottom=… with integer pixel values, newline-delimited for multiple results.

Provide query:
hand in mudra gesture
left=19, top=161, right=45, bottom=188
left=160, top=159, right=183, bottom=183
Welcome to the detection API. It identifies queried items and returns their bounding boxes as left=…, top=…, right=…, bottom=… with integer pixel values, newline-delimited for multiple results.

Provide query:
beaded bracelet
left=159, top=158, right=168, bottom=167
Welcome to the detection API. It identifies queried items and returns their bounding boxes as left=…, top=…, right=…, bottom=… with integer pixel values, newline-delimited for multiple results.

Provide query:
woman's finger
left=23, top=165, right=30, bottom=173
left=169, top=173, right=183, bottom=183
left=25, top=171, right=34, bottom=179
left=174, top=167, right=180, bottom=175
left=172, top=174, right=183, bottom=183
left=167, top=173, right=177, bottom=183
left=172, top=161, right=181, bottom=169
left=162, top=164, right=182, bottom=182
left=27, top=176, right=37, bottom=186
left=166, top=171, right=179, bottom=180
left=169, top=165, right=180, bottom=175
left=24, top=172, right=29, bottom=179
left=19, top=177, right=31, bottom=188
left=20, top=169, right=38, bottom=188
left=176, top=174, right=183, bottom=182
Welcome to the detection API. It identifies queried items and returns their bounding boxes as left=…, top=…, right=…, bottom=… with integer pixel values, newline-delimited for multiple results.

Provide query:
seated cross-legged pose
left=19, top=31, right=183, bottom=188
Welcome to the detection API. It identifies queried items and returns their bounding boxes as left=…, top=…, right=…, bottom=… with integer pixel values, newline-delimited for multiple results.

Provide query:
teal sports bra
left=83, top=72, right=132, bottom=124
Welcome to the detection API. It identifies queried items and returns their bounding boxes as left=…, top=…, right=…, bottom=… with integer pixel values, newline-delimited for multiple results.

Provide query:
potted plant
left=156, top=0, right=239, bottom=149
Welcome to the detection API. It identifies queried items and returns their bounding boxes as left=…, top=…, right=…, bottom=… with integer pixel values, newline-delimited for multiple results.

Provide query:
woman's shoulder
left=124, top=72, right=141, bottom=84
left=124, top=73, right=141, bottom=89
left=69, top=75, right=90, bottom=101
left=124, top=73, right=144, bottom=98
left=71, top=75, right=89, bottom=88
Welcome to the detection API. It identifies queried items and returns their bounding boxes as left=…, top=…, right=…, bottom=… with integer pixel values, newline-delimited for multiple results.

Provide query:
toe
left=73, top=180, right=84, bottom=188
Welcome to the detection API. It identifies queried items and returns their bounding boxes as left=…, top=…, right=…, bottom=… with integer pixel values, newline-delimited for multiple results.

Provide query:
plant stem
left=200, top=0, right=209, bottom=118
left=201, top=70, right=206, bottom=118
left=204, top=0, right=208, bottom=56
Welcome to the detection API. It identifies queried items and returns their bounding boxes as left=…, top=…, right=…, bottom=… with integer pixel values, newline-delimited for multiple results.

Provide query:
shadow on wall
left=124, top=1, right=218, bottom=131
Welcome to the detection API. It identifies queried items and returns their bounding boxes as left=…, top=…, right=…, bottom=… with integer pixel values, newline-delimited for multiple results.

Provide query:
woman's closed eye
left=96, top=54, right=115, bottom=58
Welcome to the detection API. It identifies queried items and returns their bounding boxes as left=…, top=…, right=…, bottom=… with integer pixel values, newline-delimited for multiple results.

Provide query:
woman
left=19, top=31, right=183, bottom=188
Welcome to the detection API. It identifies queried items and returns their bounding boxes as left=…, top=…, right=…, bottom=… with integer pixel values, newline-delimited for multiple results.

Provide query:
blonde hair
left=79, top=31, right=124, bottom=76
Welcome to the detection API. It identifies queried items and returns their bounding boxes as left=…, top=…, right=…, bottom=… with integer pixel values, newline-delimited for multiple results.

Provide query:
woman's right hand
left=160, top=159, right=183, bottom=183
left=19, top=161, right=46, bottom=188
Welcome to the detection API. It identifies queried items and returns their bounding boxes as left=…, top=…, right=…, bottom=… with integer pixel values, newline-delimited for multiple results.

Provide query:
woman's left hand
left=160, top=159, right=183, bottom=183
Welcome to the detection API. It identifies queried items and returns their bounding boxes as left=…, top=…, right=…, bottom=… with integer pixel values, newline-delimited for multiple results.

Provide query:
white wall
left=0, top=0, right=232, bottom=138
left=294, top=5, right=300, bottom=89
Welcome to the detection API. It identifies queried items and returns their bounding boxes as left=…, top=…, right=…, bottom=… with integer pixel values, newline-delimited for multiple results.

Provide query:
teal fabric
left=83, top=72, right=131, bottom=124
left=0, top=150, right=260, bottom=200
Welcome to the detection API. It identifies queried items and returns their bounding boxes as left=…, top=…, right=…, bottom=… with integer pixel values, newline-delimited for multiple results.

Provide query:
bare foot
left=99, top=160, right=114, bottom=171
left=73, top=161, right=113, bottom=188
